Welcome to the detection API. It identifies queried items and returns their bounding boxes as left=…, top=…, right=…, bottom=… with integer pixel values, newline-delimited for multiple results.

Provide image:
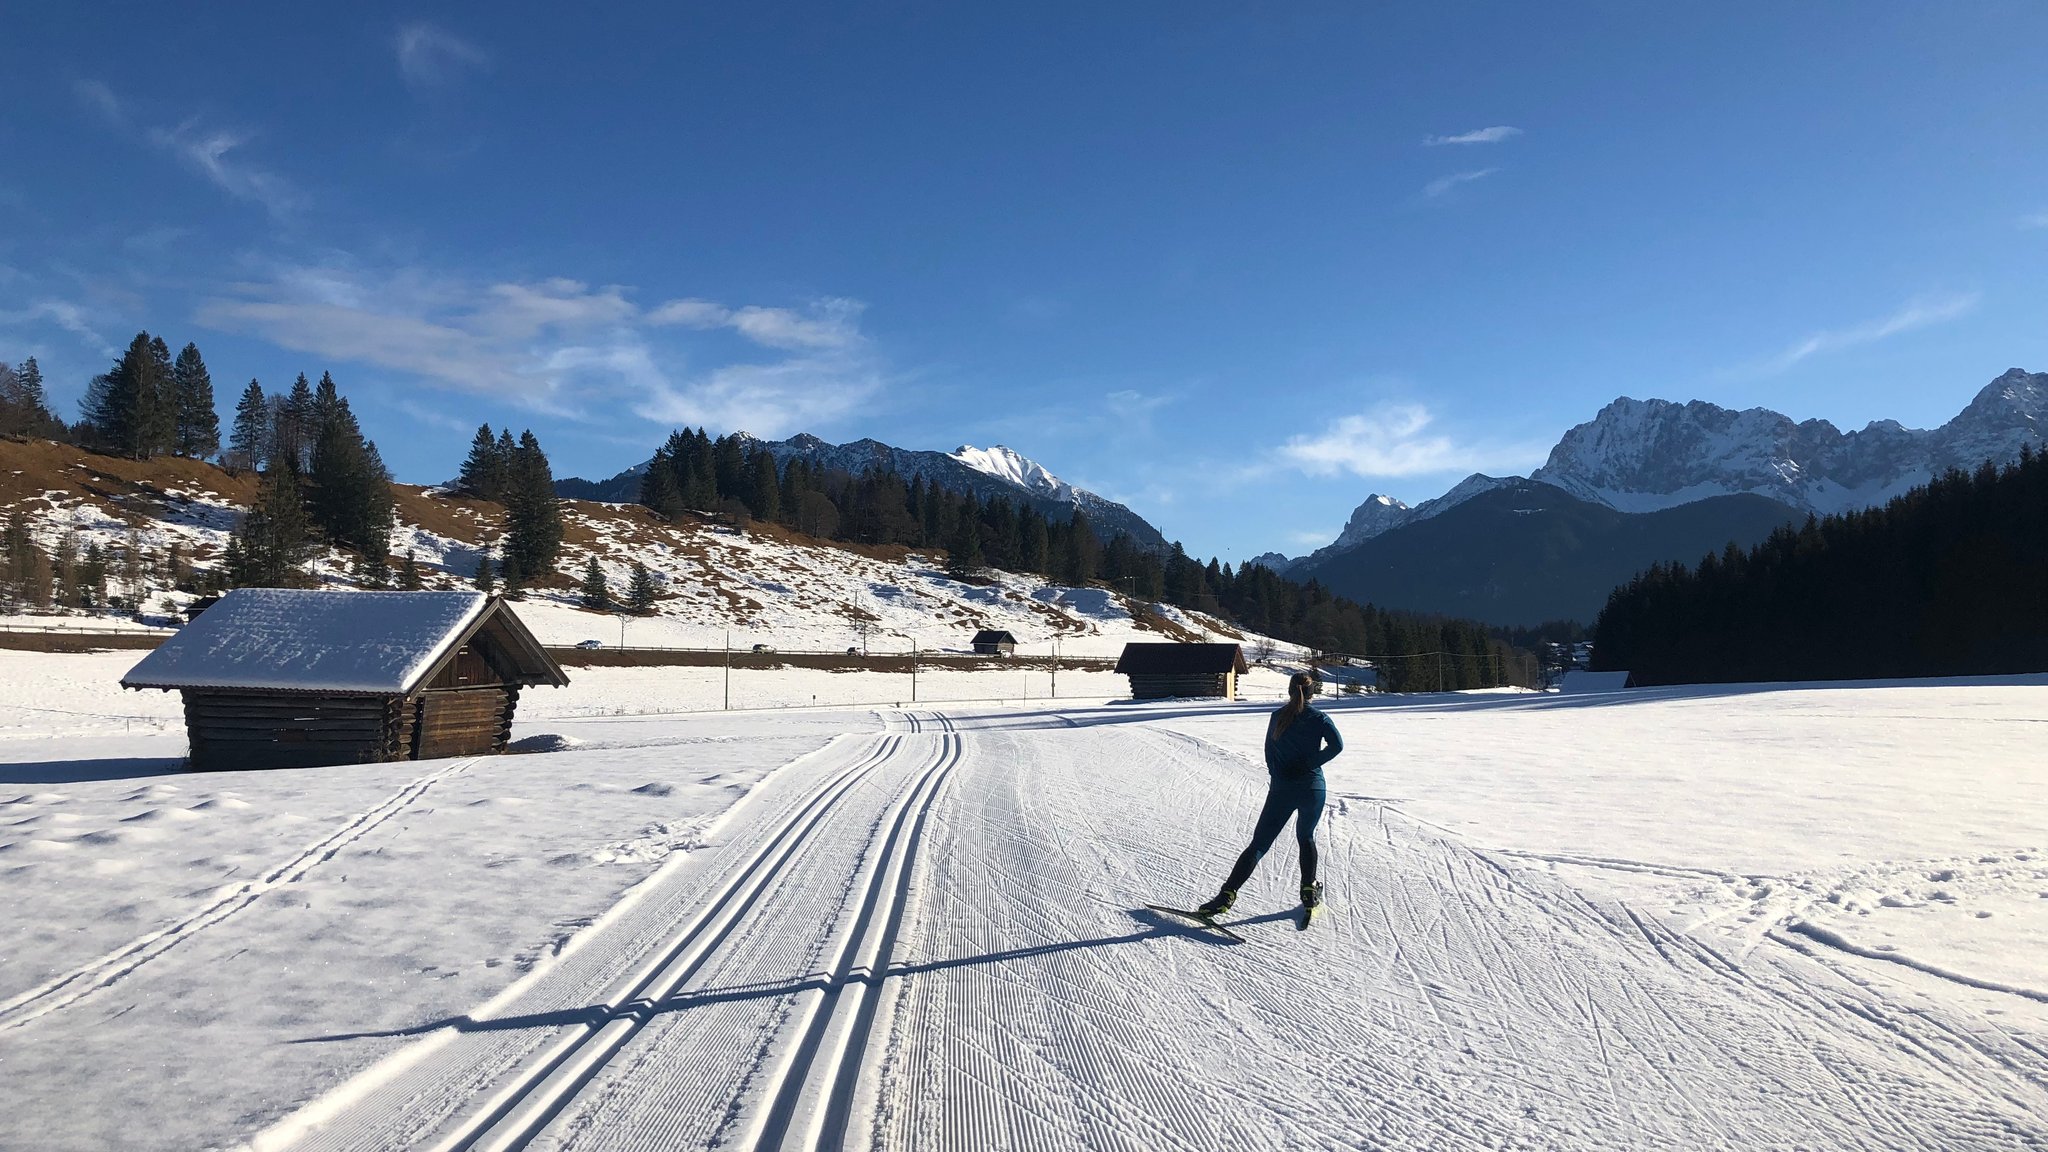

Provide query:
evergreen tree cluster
left=77, top=332, right=219, bottom=460
left=1593, top=448, right=2048, bottom=685
left=625, top=428, right=1519, bottom=688
left=0, top=358, right=66, bottom=440
left=455, top=424, right=564, bottom=595
left=222, top=372, right=396, bottom=588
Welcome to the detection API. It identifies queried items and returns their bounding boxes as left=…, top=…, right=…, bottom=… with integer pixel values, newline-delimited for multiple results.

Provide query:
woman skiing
left=1197, top=671, right=1343, bottom=921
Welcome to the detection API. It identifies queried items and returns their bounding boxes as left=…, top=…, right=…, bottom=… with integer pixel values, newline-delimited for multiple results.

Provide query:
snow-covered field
left=3, top=652, right=2045, bottom=1150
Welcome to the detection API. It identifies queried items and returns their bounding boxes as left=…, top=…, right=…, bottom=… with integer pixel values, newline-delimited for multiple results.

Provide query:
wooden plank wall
left=1125, top=673, right=1233, bottom=700
left=183, top=691, right=396, bottom=771
left=412, top=687, right=514, bottom=760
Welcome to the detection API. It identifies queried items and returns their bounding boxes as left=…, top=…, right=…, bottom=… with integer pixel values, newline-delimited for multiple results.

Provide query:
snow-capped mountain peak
left=950, top=444, right=1076, bottom=502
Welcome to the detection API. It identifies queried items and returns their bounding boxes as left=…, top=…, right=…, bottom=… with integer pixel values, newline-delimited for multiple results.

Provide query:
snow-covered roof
left=122, top=589, right=502, bottom=695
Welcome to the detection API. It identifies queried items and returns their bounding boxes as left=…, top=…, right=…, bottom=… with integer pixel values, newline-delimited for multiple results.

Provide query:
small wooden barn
left=1113, top=642, right=1248, bottom=700
left=122, top=589, right=568, bottom=771
left=971, top=629, right=1019, bottom=656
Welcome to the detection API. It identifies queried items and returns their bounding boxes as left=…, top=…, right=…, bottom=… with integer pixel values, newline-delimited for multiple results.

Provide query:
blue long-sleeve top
left=1264, top=706, right=1343, bottom=779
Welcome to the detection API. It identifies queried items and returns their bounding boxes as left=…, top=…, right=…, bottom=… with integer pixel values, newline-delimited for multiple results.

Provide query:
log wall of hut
left=1124, top=671, right=1236, bottom=700
left=411, top=685, right=520, bottom=760
left=182, top=691, right=406, bottom=771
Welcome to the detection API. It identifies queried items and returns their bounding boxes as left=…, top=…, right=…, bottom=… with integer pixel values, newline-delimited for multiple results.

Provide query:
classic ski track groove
left=0, top=757, right=479, bottom=1030
left=424, top=716, right=954, bottom=1152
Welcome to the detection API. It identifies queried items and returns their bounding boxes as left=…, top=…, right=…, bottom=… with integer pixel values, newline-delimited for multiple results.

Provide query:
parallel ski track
left=0, top=756, right=479, bottom=1031
left=420, top=712, right=958, bottom=1152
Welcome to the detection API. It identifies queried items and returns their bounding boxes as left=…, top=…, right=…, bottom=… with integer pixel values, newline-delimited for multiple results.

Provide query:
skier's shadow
left=292, top=906, right=1295, bottom=1045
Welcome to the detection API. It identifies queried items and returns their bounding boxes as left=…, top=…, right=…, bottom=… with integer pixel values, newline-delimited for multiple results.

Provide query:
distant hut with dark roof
left=971, top=629, right=1019, bottom=656
left=1113, top=642, right=1248, bottom=700
left=122, top=589, right=568, bottom=771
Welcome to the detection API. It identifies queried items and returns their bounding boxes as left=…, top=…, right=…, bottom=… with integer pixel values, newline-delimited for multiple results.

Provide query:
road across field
left=239, top=705, right=2048, bottom=1151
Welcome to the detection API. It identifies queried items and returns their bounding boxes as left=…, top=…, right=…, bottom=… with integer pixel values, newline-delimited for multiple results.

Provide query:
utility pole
left=911, top=637, right=918, bottom=703
left=1050, top=634, right=1059, bottom=699
left=724, top=628, right=731, bottom=711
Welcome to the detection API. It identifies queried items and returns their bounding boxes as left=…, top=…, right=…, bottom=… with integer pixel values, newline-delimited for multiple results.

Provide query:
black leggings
left=1222, top=775, right=1328, bottom=891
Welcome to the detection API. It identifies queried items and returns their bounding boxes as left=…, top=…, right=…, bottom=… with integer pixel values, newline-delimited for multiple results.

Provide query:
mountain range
left=558, top=435, right=1169, bottom=550
left=1268, top=368, right=2047, bottom=624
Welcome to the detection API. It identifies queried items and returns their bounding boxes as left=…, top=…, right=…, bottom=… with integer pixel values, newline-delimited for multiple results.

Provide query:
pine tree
left=472, top=547, right=497, bottom=592
left=310, top=372, right=344, bottom=446
left=946, top=515, right=985, bottom=579
left=626, top=561, right=657, bottom=613
left=0, top=358, right=63, bottom=439
left=81, top=333, right=175, bottom=458
left=171, top=343, right=220, bottom=458
left=271, top=373, right=315, bottom=473
left=747, top=450, right=781, bottom=522
left=580, top=555, right=611, bottom=610
left=308, top=395, right=394, bottom=563
left=500, top=551, right=524, bottom=599
left=458, top=423, right=509, bottom=500
left=503, top=430, right=563, bottom=582
left=398, top=551, right=423, bottom=590
left=228, top=466, right=314, bottom=587
left=227, top=380, right=268, bottom=472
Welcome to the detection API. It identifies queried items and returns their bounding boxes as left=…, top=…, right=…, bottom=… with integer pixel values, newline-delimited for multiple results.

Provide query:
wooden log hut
left=970, top=629, right=1019, bottom=657
left=1113, top=642, right=1248, bottom=700
left=122, top=589, right=568, bottom=771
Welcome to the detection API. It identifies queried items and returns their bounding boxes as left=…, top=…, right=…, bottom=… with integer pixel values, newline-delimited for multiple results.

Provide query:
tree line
left=606, top=427, right=1521, bottom=688
left=1592, top=447, right=2048, bottom=685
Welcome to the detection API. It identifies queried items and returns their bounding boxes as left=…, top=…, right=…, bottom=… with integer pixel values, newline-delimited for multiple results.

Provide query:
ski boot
left=1196, top=889, right=1237, bottom=918
left=1298, top=881, right=1324, bottom=929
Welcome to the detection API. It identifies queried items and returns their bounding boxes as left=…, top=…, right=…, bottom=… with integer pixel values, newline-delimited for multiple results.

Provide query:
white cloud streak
left=148, top=121, right=302, bottom=216
left=1422, top=168, right=1498, bottom=198
left=396, top=24, right=490, bottom=90
left=2022, top=211, right=2048, bottom=230
left=1424, top=125, right=1523, bottom=146
left=1756, top=293, right=1980, bottom=374
left=647, top=297, right=866, bottom=350
left=1276, top=402, right=1543, bottom=479
left=197, top=266, right=880, bottom=436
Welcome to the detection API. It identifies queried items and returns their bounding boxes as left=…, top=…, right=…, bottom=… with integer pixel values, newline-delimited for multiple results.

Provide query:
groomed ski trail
left=258, top=712, right=960, bottom=1152
left=257, top=707, right=2048, bottom=1152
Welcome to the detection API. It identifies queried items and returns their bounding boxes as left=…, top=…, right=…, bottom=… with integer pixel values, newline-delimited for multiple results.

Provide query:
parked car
left=846, top=646, right=860, bottom=656
left=576, top=639, right=604, bottom=650
left=751, top=643, right=774, bottom=654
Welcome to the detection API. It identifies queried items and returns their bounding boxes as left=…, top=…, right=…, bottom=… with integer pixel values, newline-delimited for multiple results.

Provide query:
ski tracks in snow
left=874, top=719, right=2048, bottom=1151
left=0, top=757, right=480, bottom=1031
left=257, top=712, right=960, bottom=1152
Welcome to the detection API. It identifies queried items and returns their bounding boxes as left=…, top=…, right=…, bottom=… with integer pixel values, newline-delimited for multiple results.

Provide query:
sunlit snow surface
left=1, top=656, right=2045, bottom=1150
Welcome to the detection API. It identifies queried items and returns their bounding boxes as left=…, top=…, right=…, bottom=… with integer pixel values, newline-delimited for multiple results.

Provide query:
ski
left=1297, top=903, right=1321, bottom=930
left=1145, top=905, right=1246, bottom=943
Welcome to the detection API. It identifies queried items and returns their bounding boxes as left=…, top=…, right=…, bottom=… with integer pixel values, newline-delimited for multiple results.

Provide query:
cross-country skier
left=1195, top=671, right=1343, bottom=921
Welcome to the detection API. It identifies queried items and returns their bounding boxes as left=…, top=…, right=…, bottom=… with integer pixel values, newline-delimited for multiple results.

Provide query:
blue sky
left=4, top=2, right=2046, bottom=562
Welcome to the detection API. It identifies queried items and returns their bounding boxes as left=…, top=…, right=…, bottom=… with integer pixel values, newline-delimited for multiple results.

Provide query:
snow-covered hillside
left=0, top=440, right=1265, bottom=660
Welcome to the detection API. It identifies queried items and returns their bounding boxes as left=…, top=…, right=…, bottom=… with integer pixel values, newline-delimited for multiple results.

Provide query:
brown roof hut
left=1113, top=642, right=1248, bottom=700
left=122, top=589, right=568, bottom=771
left=971, top=629, right=1019, bottom=656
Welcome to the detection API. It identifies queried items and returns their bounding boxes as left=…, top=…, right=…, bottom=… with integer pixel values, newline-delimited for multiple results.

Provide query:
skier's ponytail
left=1270, top=672, right=1317, bottom=738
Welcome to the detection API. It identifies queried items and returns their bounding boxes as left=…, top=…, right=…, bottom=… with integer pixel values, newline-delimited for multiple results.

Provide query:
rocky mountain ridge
left=1273, top=368, right=2046, bottom=570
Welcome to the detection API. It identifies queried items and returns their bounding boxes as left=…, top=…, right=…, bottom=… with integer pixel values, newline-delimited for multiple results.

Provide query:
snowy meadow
left=2, top=651, right=2045, bottom=1149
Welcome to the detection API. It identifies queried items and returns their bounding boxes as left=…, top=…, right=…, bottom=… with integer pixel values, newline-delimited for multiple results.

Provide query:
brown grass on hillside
left=0, top=438, right=260, bottom=519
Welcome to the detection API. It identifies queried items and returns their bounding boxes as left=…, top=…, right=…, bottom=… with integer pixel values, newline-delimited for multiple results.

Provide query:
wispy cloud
left=74, top=78, right=301, bottom=217
left=1422, top=168, right=1498, bottom=199
left=396, top=24, right=490, bottom=90
left=148, top=121, right=302, bottom=216
left=1424, top=125, right=1522, bottom=146
left=0, top=299, right=117, bottom=358
left=647, top=297, right=865, bottom=351
left=1753, top=293, right=1980, bottom=374
left=73, top=79, right=125, bottom=125
left=196, top=264, right=880, bottom=435
left=1275, top=402, right=1544, bottom=479
left=2022, top=211, right=2048, bottom=230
